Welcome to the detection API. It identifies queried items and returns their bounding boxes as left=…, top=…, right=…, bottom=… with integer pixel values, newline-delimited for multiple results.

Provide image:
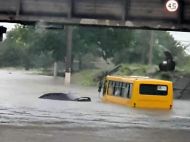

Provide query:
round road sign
left=166, top=0, right=179, bottom=12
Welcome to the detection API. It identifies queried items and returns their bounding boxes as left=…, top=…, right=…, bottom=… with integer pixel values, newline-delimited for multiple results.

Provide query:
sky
left=169, top=31, right=190, bottom=53
left=169, top=31, right=190, bottom=43
left=0, top=22, right=17, bottom=40
left=1, top=22, right=190, bottom=53
left=0, top=22, right=16, bottom=31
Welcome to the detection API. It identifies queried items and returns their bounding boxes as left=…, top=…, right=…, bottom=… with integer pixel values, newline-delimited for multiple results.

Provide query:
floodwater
left=1, top=69, right=190, bottom=142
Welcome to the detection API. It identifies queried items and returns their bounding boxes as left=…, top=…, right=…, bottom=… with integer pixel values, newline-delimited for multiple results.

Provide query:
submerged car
left=39, top=92, right=91, bottom=102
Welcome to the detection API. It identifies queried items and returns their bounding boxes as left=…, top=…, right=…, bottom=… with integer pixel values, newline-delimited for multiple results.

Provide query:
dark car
left=39, top=92, right=91, bottom=102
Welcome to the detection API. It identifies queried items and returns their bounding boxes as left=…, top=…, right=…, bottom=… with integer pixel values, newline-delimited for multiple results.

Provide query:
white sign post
left=166, top=0, right=179, bottom=12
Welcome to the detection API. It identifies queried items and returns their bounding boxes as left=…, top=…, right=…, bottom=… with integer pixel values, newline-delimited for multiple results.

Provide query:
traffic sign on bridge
left=166, top=0, right=179, bottom=12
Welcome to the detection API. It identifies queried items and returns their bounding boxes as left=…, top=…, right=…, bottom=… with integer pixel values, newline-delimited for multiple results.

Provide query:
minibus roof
left=106, top=75, right=172, bottom=84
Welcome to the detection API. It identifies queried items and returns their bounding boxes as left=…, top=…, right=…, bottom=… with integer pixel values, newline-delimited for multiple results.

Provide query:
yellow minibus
left=99, top=75, right=173, bottom=109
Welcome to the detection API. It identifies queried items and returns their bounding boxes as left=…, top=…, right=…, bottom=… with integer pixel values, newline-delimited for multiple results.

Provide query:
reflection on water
left=0, top=70, right=190, bottom=130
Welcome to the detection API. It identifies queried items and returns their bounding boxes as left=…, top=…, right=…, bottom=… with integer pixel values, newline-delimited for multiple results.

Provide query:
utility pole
left=148, top=30, right=154, bottom=65
left=65, top=26, right=73, bottom=85
left=64, top=0, right=73, bottom=85
left=53, top=62, right=58, bottom=77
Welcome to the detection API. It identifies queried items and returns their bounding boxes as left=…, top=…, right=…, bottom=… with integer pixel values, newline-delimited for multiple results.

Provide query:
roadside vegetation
left=0, top=25, right=189, bottom=86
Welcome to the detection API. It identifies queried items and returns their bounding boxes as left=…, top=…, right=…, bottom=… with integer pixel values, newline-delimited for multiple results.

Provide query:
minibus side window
left=121, top=83, right=132, bottom=99
left=102, top=80, right=107, bottom=95
left=140, top=84, right=168, bottom=96
left=120, top=82, right=124, bottom=97
left=118, top=82, right=123, bottom=97
left=114, top=82, right=121, bottom=96
left=112, top=81, right=117, bottom=96
left=121, top=83, right=126, bottom=98
left=108, top=81, right=113, bottom=95
left=128, top=84, right=133, bottom=98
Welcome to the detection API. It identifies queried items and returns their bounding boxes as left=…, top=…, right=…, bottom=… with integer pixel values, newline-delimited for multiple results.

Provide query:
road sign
left=166, top=0, right=179, bottom=12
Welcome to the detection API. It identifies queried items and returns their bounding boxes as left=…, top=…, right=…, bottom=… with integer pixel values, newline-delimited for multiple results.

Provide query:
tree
left=0, top=25, right=30, bottom=68
left=0, top=25, right=187, bottom=72
left=75, top=27, right=135, bottom=64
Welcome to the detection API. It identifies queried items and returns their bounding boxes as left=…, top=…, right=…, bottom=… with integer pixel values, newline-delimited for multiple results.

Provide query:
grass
left=71, top=64, right=159, bottom=86
left=71, top=69, right=101, bottom=86
left=70, top=64, right=184, bottom=86
left=25, top=63, right=190, bottom=86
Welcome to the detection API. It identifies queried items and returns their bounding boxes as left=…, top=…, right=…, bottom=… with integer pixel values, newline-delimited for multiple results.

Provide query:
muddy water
left=0, top=69, right=190, bottom=131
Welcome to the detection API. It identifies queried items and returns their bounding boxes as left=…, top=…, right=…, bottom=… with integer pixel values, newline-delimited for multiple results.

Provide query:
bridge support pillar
left=0, top=34, right=2, bottom=41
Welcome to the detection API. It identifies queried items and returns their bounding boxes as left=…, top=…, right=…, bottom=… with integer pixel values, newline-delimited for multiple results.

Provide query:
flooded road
left=0, top=69, right=190, bottom=142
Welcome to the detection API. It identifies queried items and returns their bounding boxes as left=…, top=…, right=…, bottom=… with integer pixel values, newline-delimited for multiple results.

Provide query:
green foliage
left=0, top=45, right=23, bottom=67
left=0, top=25, right=188, bottom=74
left=153, top=31, right=187, bottom=65
left=118, top=64, right=149, bottom=76
left=179, top=56, right=190, bottom=72
left=71, top=69, right=100, bottom=86
left=0, top=25, right=65, bottom=69
left=34, top=30, right=66, bottom=61
left=76, top=27, right=134, bottom=63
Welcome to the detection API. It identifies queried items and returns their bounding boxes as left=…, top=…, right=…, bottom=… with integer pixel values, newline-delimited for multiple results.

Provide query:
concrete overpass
left=0, top=0, right=190, bottom=31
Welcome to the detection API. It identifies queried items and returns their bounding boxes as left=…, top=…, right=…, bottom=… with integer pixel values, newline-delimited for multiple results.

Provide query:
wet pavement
left=0, top=69, right=190, bottom=142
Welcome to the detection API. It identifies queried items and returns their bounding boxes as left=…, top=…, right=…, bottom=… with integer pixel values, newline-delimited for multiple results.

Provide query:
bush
left=0, top=46, right=23, bottom=67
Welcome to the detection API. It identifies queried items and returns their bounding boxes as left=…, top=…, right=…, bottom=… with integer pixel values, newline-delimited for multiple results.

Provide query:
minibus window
left=102, top=80, right=107, bottom=95
left=112, top=81, right=117, bottom=95
left=121, top=84, right=125, bottom=97
left=114, top=82, right=121, bottom=96
left=128, top=84, right=133, bottom=98
left=121, top=83, right=132, bottom=99
left=140, top=84, right=168, bottom=96
left=108, top=81, right=113, bottom=95
left=118, top=82, right=123, bottom=97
